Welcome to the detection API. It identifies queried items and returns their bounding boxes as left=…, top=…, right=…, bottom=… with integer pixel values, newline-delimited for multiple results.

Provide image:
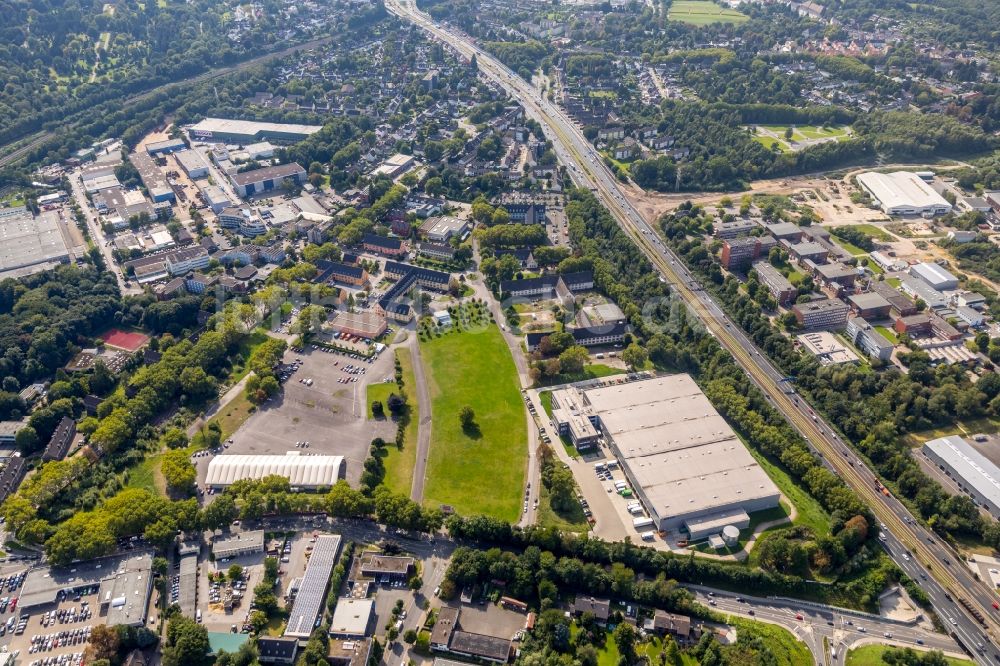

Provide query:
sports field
left=668, top=1, right=748, bottom=25
left=99, top=328, right=150, bottom=351
left=420, top=324, right=527, bottom=520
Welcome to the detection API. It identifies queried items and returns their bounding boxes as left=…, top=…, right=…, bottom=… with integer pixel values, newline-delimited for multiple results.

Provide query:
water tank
left=721, top=525, right=740, bottom=546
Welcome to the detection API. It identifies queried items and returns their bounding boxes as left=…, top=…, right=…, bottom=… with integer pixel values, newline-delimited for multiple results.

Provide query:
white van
left=196, top=609, right=202, bottom=623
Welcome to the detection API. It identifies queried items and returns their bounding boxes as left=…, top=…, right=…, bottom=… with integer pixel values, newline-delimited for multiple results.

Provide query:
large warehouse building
left=285, top=535, right=343, bottom=638
left=923, top=436, right=1000, bottom=519
left=188, top=118, right=323, bottom=145
left=856, top=171, right=952, bottom=216
left=0, top=207, right=73, bottom=278
left=550, top=375, right=781, bottom=537
left=205, top=453, right=344, bottom=489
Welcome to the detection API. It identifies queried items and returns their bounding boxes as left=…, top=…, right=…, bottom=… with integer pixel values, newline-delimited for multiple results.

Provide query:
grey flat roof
left=178, top=552, right=198, bottom=618
left=848, top=292, right=891, bottom=309
left=924, top=436, right=1000, bottom=510
left=0, top=208, right=71, bottom=272
left=285, top=535, right=343, bottom=638
left=212, top=530, right=264, bottom=557
left=20, top=552, right=153, bottom=615
left=189, top=118, right=322, bottom=138
left=329, top=598, right=373, bottom=636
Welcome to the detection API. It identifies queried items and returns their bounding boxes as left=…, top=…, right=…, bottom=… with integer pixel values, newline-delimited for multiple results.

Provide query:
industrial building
left=429, top=607, right=511, bottom=663
left=370, top=153, right=416, bottom=179
left=550, top=375, right=781, bottom=536
left=329, top=598, right=374, bottom=638
left=899, top=276, right=948, bottom=310
left=212, top=530, right=265, bottom=559
left=175, top=149, right=210, bottom=179
left=230, top=163, right=307, bottom=198
left=19, top=553, right=153, bottom=626
left=909, top=262, right=959, bottom=291
left=177, top=543, right=199, bottom=619
left=205, top=453, right=345, bottom=489
left=129, top=152, right=174, bottom=202
left=0, top=207, right=73, bottom=278
left=285, top=535, right=343, bottom=638
left=146, top=138, right=187, bottom=156
left=188, top=118, right=323, bottom=144
left=923, top=436, right=1000, bottom=519
left=856, top=171, right=952, bottom=216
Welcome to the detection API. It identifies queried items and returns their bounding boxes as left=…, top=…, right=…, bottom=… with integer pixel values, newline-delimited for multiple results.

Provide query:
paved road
left=384, top=3, right=1000, bottom=663
left=685, top=585, right=962, bottom=664
left=68, top=171, right=138, bottom=295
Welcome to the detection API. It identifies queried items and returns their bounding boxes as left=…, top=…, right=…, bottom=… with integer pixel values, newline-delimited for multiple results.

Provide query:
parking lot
left=194, top=346, right=396, bottom=487
left=5, top=589, right=104, bottom=666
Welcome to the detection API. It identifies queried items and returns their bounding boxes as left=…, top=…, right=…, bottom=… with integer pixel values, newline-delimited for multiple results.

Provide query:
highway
left=384, top=1, right=1000, bottom=663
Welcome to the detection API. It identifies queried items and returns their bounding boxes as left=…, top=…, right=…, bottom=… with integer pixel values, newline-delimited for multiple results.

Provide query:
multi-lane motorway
left=384, top=1, right=1000, bottom=662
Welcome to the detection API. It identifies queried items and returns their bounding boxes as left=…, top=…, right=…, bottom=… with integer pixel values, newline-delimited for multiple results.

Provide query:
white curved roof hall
left=206, top=454, right=344, bottom=488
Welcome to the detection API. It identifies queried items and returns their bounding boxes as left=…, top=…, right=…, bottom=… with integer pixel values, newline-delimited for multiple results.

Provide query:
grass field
left=751, top=125, right=850, bottom=152
left=421, top=325, right=527, bottom=520
left=886, top=277, right=902, bottom=288
left=207, top=390, right=255, bottom=441
left=831, top=236, right=868, bottom=256
left=379, top=348, right=420, bottom=496
left=668, top=0, right=748, bottom=24
left=744, top=444, right=830, bottom=537
left=845, top=645, right=972, bottom=666
left=727, top=618, right=812, bottom=666
left=874, top=325, right=899, bottom=344
left=126, top=452, right=166, bottom=495
left=536, top=363, right=625, bottom=387
left=863, top=257, right=884, bottom=274
left=840, top=224, right=893, bottom=241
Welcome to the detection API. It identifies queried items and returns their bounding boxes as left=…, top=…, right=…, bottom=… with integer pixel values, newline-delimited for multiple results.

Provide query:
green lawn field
left=845, top=645, right=971, bottom=666
left=668, top=0, right=748, bottom=24
left=421, top=325, right=527, bottom=520
left=377, top=348, right=420, bottom=496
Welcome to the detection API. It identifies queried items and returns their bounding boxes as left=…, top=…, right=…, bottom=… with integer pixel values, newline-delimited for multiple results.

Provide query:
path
left=186, top=372, right=255, bottom=437
left=408, top=337, right=434, bottom=503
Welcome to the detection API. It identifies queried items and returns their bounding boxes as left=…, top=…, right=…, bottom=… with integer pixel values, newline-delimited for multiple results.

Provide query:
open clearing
left=421, top=324, right=527, bottom=520
left=845, top=645, right=971, bottom=666
left=668, top=0, right=748, bottom=24
left=750, top=125, right=851, bottom=152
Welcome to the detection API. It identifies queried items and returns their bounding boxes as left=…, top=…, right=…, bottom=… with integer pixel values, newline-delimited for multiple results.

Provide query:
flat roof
left=177, top=551, right=198, bottom=618
left=206, top=454, right=343, bottom=487
left=20, top=552, right=152, bottom=613
left=212, top=530, right=265, bottom=556
left=176, top=149, right=209, bottom=175
left=189, top=118, right=322, bottom=138
left=359, top=554, right=414, bottom=575
left=0, top=208, right=71, bottom=273
left=329, top=598, right=374, bottom=636
left=857, top=171, right=951, bottom=212
left=911, top=261, right=958, bottom=287
left=848, top=292, right=891, bottom=310
left=231, top=163, right=305, bottom=187
left=796, top=331, right=859, bottom=365
left=285, top=535, right=343, bottom=638
left=449, top=631, right=511, bottom=661
left=574, top=375, right=780, bottom=524
left=924, top=436, right=1000, bottom=510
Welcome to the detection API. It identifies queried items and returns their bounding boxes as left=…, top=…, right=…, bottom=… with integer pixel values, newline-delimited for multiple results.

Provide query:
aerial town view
left=3, top=0, right=1000, bottom=665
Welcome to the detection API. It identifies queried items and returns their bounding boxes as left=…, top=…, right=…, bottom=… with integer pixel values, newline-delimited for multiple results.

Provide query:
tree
left=163, top=617, right=210, bottom=666
left=200, top=494, right=238, bottom=530
left=621, top=343, right=648, bottom=371
left=372, top=400, right=385, bottom=418
left=162, top=450, right=197, bottom=494
left=558, top=346, right=589, bottom=375
left=459, top=406, right=476, bottom=430
left=14, top=426, right=39, bottom=453
left=228, top=564, right=244, bottom=582
left=547, top=465, right=576, bottom=512
left=85, top=625, right=120, bottom=663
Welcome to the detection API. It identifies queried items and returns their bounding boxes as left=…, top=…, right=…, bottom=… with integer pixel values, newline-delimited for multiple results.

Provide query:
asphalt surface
left=68, top=171, right=138, bottom=295
left=384, top=3, right=1000, bottom=663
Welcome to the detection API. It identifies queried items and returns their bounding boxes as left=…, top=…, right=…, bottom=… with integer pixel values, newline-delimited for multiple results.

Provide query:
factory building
left=550, top=375, right=780, bottom=536
left=230, top=163, right=307, bottom=198
left=909, top=262, right=959, bottom=291
left=205, top=453, right=344, bottom=489
left=175, top=149, right=210, bottom=179
left=188, top=118, right=322, bottom=144
left=923, top=436, right=1000, bottom=519
left=856, top=171, right=952, bottom=216
left=284, top=535, right=343, bottom=638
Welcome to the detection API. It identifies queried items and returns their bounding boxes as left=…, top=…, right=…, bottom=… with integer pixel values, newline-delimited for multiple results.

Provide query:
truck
left=640, top=531, right=655, bottom=541
left=633, top=517, right=654, bottom=529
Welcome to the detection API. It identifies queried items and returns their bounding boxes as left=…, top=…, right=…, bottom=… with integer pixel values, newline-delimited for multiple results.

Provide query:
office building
left=752, top=261, right=797, bottom=305
left=188, top=118, right=322, bottom=144
left=713, top=219, right=755, bottom=240
left=847, top=292, right=892, bottom=319
left=791, top=298, right=849, bottom=329
left=330, top=311, right=386, bottom=339
left=845, top=317, right=894, bottom=361
left=873, top=281, right=918, bottom=316
left=359, top=554, right=414, bottom=582
left=797, top=331, right=859, bottom=365
left=377, top=263, right=452, bottom=322
left=362, top=233, right=405, bottom=257
left=857, top=171, right=952, bottom=216
left=720, top=237, right=760, bottom=271
left=551, top=375, right=780, bottom=535
left=923, top=436, right=1000, bottom=519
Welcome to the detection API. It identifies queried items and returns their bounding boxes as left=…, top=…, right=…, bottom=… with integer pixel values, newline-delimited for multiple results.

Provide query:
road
left=384, top=2, right=1000, bottom=663
left=407, top=337, right=434, bottom=503
left=68, top=171, right=138, bottom=295
left=685, top=585, right=962, bottom=664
